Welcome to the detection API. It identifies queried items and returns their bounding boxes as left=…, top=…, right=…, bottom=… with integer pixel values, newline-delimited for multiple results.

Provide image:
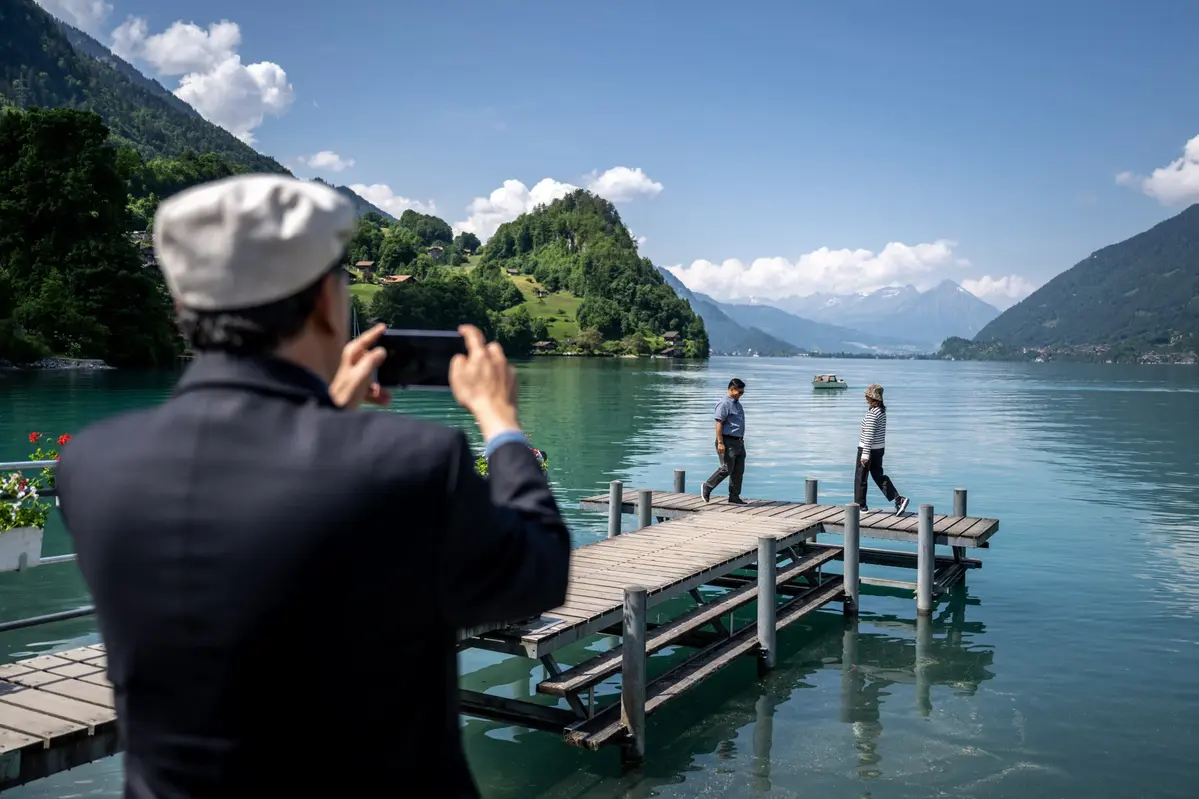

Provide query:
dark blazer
left=56, top=353, right=571, bottom=799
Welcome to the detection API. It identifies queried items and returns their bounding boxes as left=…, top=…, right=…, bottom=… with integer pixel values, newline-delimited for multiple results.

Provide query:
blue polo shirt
left=715, top=396, right=745, bottom=437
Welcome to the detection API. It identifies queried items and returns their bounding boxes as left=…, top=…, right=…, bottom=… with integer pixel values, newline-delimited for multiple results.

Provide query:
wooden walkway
left=578, top=490, right=1000, bottom=548
left=0, top=645, right=117, bottom=791
left=467, top=511, right=836, bottom=660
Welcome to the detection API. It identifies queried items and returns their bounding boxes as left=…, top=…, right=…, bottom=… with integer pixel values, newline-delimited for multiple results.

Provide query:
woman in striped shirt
left=855, top=383, right=910, bottom=515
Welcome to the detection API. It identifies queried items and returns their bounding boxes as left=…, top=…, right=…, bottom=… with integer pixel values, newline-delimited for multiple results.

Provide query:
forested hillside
left=481, top=191, right=708, bottom=356
left=970, top=204, right=1199, bottom=353
left=0, top=0, right=287, bottom=173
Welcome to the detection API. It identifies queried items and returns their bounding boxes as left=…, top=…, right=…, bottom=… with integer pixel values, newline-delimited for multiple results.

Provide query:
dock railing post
left=804, top=478, right=818, bottom=505
left=842, top=504, right=860, bottom=615
left=756, top=536, right=778, bottom=674
left=637, top=489, right=653, bottom=530
left=917, top=503, right=934, bottom=615
left=673, top=469, right=686, bottom=494
left=621, top=586, right=648, bottom=765
left=951, top=488, right=967, bottom=564
left=608, top=481, right=623, bottom=539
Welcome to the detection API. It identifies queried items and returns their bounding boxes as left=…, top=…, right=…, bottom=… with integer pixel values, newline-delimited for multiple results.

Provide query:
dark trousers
left=704, top=437, right=745, bottom=499
left=854, top=447, right=899, bottom=508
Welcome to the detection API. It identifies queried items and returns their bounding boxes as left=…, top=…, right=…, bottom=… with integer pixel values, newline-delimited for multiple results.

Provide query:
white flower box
left=0, top=526, right=44, bottom=573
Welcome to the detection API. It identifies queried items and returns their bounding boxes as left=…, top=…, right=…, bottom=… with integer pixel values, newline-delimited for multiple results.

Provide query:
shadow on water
left=460, top=584, right=995, bottom=798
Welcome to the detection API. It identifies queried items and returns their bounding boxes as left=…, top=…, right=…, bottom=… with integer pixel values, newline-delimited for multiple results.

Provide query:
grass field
left=508, top=274, right=581, bottom=340
left=349, top=283, right=382, bottom=306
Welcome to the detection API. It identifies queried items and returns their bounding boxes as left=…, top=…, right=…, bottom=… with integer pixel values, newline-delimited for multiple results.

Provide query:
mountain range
left=756, top=281, right=1000, bottom=349
left=658, top=268, right=953, bottom=355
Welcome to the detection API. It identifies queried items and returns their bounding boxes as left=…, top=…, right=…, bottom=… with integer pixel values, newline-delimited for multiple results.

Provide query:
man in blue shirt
left=702, top=377, right=747, bottom=504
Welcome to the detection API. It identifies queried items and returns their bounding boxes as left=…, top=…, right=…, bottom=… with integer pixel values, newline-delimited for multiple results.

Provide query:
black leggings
left=854, top=447, right=898, bottom=508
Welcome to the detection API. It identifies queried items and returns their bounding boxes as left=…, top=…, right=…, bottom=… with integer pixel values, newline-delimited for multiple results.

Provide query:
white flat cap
left=153, top=174, right=355, bottom=311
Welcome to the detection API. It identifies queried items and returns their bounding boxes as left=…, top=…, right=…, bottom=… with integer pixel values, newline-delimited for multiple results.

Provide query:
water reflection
left=457, top=585, right=994, bottom=798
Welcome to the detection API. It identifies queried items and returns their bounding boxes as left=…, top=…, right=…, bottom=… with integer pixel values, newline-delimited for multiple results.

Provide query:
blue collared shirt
left=715, top=397, right=744, bottom=437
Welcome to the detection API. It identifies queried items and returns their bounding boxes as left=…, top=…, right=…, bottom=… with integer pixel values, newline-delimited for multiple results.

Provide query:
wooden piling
left=840, top=617, right=859, bottom=723
left=673, top=469, right=686, bottom=494
left=842, top=504, right=860, bottom=615
left=637, top=489, right=653, bottom=530
left=804, top=478, right=818, bottom=505
left=917, top=503, right=934, bottom=615
left=756, top=536, right=778, bottom=673
left=953, top=488, right=968, bottom=518
left=607, top=481, right=623, bottom=539
left=620, top=586, right=648, bottom=764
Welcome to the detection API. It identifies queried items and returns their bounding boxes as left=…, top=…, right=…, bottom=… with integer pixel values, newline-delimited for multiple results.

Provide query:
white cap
left=152, top=174, right=355, bottom=311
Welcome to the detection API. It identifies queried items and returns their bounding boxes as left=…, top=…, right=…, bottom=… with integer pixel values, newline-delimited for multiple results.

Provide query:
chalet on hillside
left=355, top=260, right=376, bottom=277
left=535, top=289, right=549, bottom=298
left=659, top=347, right=683, bottom=358
left=505, top=267, right=520, bottom=276
left=379, top=274, right=415, bottom=285
left=663, top=331, right=681, bottom=345
left=427, top=245, right=445, bottom=257
left=533, top=341, right=556, bottom=353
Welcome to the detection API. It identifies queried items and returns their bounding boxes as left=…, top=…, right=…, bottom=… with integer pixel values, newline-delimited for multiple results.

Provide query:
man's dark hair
left=176, top=264, right=345, bottom=354
left=729, top=378, right=746, bottom=390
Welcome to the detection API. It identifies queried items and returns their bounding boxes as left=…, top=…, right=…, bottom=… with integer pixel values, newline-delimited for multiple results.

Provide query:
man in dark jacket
left=55, top=175, right=570, bottom=798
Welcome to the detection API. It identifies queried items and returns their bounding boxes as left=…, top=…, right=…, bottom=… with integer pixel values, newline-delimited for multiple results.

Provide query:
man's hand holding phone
left=450, top=324, right=520, bottom=440
left=330, top=323, right=392, bottom=409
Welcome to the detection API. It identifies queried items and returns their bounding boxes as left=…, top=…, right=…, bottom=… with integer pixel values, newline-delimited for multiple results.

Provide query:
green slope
left=0, top=0, right=287, bottom=174
left=975, top=204, right=1199, bottom=350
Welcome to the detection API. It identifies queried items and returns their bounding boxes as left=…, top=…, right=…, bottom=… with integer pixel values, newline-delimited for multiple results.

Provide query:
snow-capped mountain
left=767, top=281, right=999, bottom=348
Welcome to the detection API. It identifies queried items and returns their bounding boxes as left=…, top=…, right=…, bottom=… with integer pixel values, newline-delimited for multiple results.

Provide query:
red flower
left=29, top=432, right=40, bottom=444
left=18, top=478, right=28, bottom=492
left=57, top=434, right=72, bottom=446
left=54, top=454, right=60, bottom=461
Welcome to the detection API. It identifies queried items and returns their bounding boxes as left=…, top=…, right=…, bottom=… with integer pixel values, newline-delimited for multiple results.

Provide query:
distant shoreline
left=0, top=357, right=114, bottom=372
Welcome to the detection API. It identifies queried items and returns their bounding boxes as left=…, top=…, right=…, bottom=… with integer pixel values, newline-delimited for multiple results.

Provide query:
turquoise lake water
left=1, top=356, right=1197, bottom=797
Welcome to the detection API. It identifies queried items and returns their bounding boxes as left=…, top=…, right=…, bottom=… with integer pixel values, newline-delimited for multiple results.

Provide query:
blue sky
left=37, top=0, right=1199, bottom=308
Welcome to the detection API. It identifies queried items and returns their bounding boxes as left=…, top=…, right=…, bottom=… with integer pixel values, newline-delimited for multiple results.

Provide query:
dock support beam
left=673, top=469, right=686, bottom=494
left=917, top=503, right=934, bottom=615
left=621, top=586, right=647, bottom=765
left=756, top=536, right=778, bottom=674
left=842, top=504, right=860, bottom=615
left=637, top=489, right=653, bottom=530
left=608, top=481, right=623, bottom=538
left=804, top=478, right=818, bottom=505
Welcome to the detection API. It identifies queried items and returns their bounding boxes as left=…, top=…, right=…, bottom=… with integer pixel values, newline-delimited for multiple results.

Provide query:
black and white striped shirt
left=860, top=406, right=886, bottom=450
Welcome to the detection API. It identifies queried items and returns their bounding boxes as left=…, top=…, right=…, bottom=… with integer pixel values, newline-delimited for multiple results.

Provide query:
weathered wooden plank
left=1, top=671, right=65, bottom=688
left=46, top=663, right=103, bottom=680
left=40, top=679, right=115, bottom=709
left=0, top=688, right=114, bottom=727
left=0, top=727, right=40, bottom=755
left=0, top=691, right=88, bottom=741
left=15, top=656, right=75, bottom=672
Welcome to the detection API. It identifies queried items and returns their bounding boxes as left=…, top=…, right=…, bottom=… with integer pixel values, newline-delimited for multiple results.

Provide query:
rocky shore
left=0, top=357, right=113, bottom=371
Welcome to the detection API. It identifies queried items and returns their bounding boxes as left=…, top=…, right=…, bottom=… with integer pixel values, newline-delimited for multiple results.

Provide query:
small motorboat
left=812, top=373, right=848, bottom=390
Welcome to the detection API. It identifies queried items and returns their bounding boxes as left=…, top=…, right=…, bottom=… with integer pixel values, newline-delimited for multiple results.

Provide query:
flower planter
left=0, top=526, right=44, bottom=573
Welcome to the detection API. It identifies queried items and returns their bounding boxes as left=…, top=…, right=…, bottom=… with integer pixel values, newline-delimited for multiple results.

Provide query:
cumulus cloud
left=584, top=166, right=663, bottom=202
left=453, top=166, right=663, bottom=241
left=347, top=184, right=436, bottom=217
left=298, top=150, right=355, bottom=173
left=1117, top=134, right=1199, bottom=206
left=34, top=0, right=112, bottom=36
left=110, top=17, right=293, bottom=144
left=666, top=240, right=964, bottom=301
left=960, top=275, right=1037, bottom=307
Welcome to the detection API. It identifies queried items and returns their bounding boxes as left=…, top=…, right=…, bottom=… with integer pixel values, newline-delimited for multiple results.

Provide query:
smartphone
left=376, top=329, right=467, bottom=389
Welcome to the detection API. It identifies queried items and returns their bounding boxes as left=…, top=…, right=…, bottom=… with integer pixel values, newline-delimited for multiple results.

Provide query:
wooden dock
left=0, top=645, right=117, bottom=791
left=0, top=469, right=1001, bottom=784
left=459, top=473, right=1001, bottom=763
